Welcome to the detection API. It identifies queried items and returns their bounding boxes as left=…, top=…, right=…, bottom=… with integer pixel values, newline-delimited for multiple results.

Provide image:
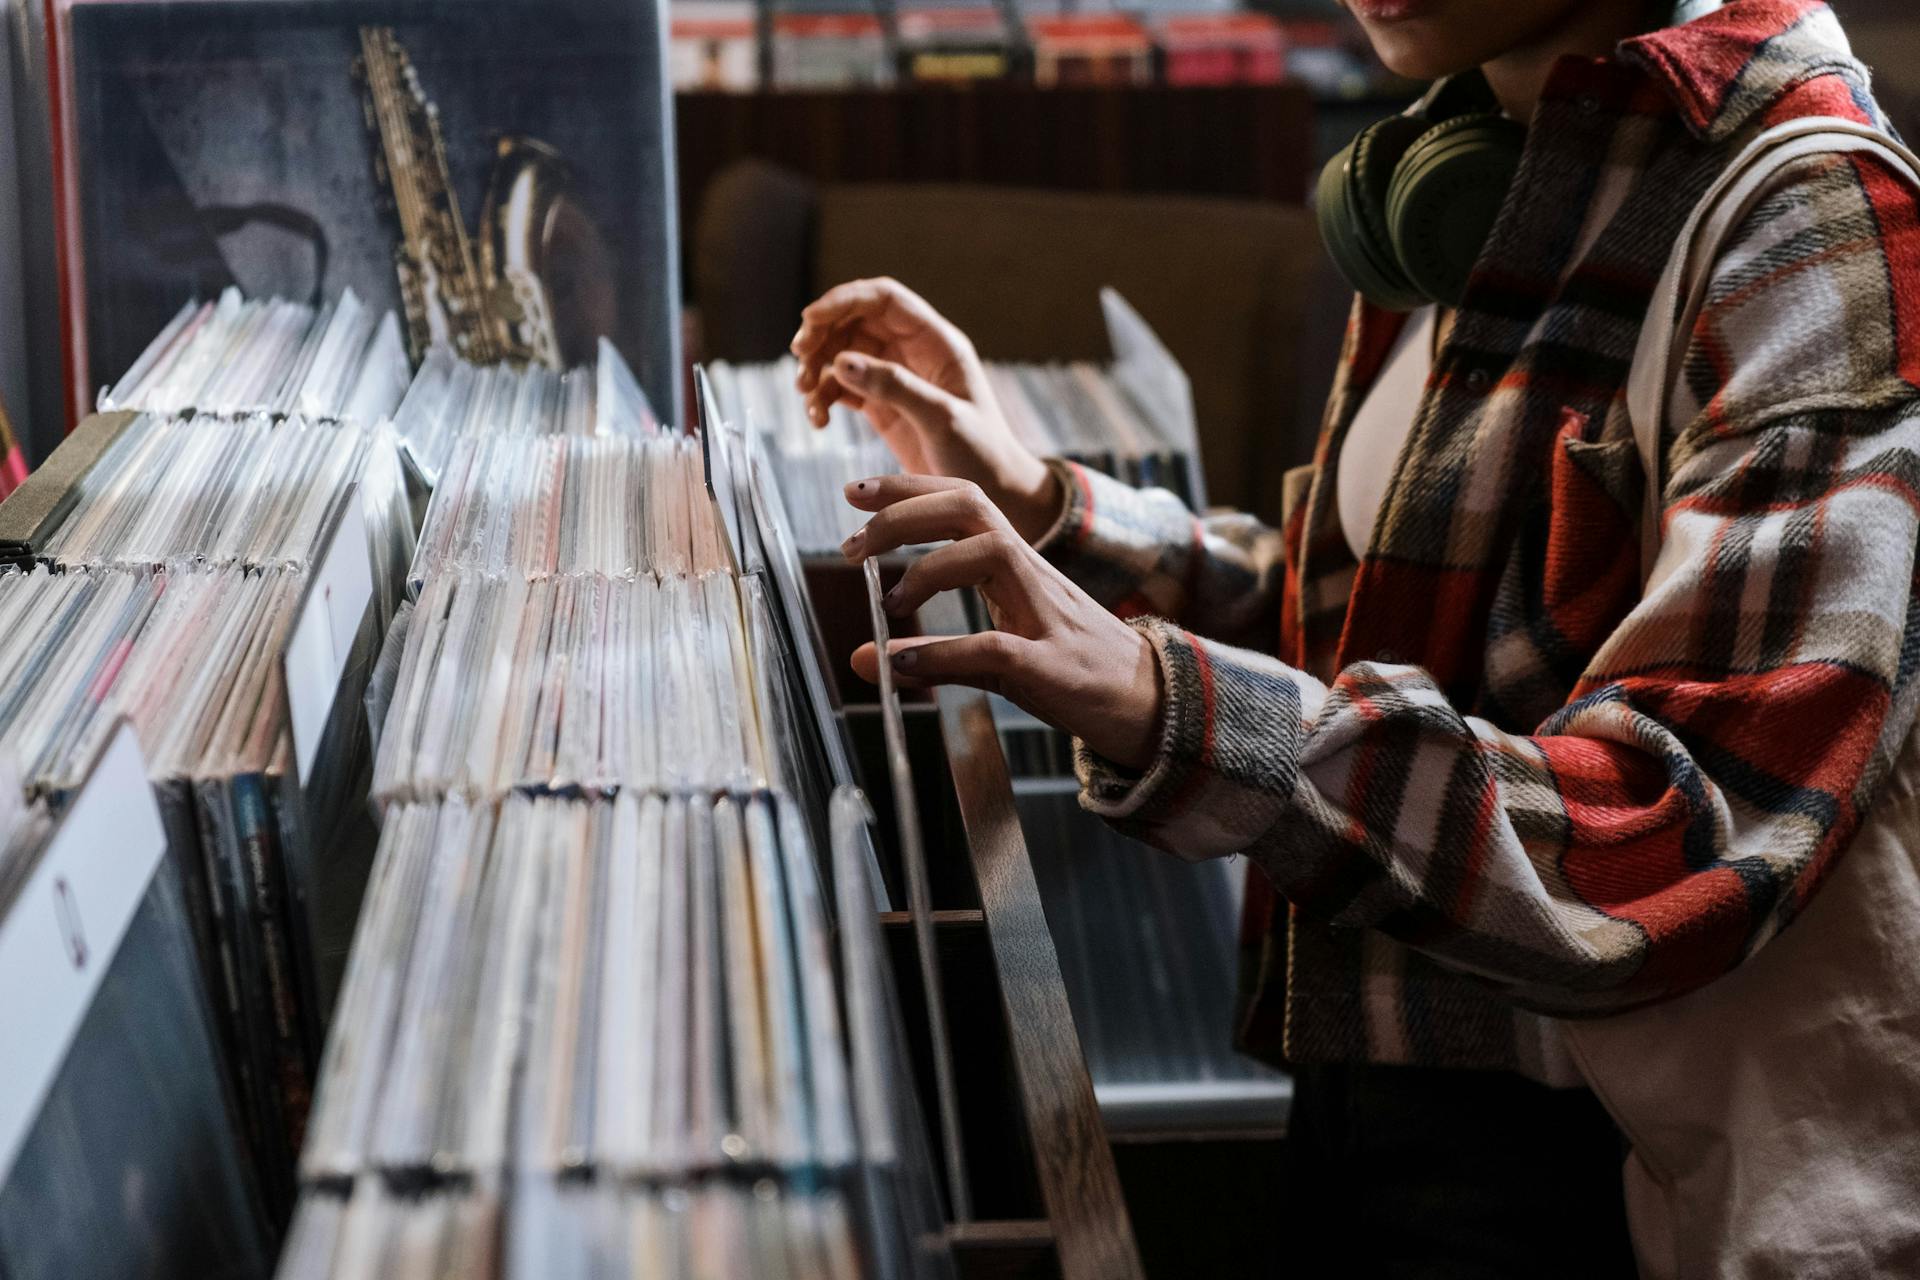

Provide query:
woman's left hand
left=841, top=473, right=1164, bottom=771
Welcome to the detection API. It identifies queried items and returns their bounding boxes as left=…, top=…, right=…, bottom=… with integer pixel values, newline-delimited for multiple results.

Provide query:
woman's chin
left=1376, top=54, right=1456, bottom=82
left=1365, top=30, right=1486, bottom=82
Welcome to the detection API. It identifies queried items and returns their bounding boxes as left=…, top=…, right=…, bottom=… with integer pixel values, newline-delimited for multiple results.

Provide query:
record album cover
left=59, top=0, right=680, bottom=424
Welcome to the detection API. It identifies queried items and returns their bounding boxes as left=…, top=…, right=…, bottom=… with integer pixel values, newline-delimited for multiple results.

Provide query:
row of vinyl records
left=372, top=573, right=770, bottom=802
left=304, top=792, right=855, bottom=1184
left=284, top=787, right=949, bottom=1280
left=0, top=422, right=417, bottom=1226
left=408, top=435, right=729, bottom=585
left=0, top=364, right=421, bottom=1232
left=282, top=1179, right=866, bottom=1280
left=0, top=289, right=961, bottom=1277
left=101, top=288, right=647, bottom=460
left=0, top=734, right=946, bottom=1279
left=91, top=288, right=661, bottom=490
left=0, top=559, right=381, bottom=1219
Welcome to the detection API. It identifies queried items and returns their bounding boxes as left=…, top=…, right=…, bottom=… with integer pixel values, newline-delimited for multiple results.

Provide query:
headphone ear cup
left=1316, top=114, right=1434, bottom=312
left=1383, top=112, right=1526, bottom=308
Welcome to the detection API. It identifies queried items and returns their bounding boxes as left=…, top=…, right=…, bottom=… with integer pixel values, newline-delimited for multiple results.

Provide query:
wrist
left=1000, top=452, right=1064, bottom=545
left=1098, top=625, right=1166, bottom=772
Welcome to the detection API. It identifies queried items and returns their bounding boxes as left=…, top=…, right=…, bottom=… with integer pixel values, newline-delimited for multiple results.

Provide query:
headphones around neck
left=1316, top=74, right=1527, bottom=311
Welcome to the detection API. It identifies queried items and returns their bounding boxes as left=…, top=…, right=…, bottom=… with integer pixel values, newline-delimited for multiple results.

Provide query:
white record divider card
left=285, top=484, right=373, bottom=787
left=696, top=365, right=749, bottom=575
left=0, top=721, right=164, bottom=1184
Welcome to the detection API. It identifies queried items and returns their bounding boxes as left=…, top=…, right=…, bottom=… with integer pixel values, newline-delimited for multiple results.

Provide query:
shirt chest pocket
left=1554, top=408, right=1645, bottom=524
left=1480, top=416, right=1648, bottom=721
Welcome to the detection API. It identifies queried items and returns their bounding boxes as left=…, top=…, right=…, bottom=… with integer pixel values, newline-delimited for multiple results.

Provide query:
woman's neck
left=1481, top=0, right=1665, bottom=120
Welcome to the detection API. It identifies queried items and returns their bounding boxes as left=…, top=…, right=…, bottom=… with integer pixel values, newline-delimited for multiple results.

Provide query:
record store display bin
left=3, top=1, right=1154, bottom=1275
left=0, top=358, right=1149, bottom=1278
left=0, top=402, right=1145, bottom=1279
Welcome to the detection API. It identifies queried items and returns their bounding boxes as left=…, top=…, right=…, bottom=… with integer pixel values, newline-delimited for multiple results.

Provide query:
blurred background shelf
left=677, top=81, right=1318, bottom=218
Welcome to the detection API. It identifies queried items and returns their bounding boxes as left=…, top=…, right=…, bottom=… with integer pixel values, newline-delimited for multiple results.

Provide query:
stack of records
left=1014, top=786, right=1290, bottom=1132
left=391, top=338, right=660, bottom=488
left=301, top=791, right=852, bottom=1185
left=0, top=566, right=303, bottom=800
left=0, top=726, right=272, bottom=1279
left=408, top=434, right=725, bottom=586
left=990, top=361, right=1196, bottom=495
left=297, top=359, right=950, bottom=1273
left=706, top=352, right=1201, bottom=552
left=35, top=414, right=412, bottom=595
left=286, top=784, right=949, bottom=1278
left=282, top=1180, right=861, bottom=1279
left=999, top=689, right=1289, bottom=1132
left=102, top=288, right=410, bottom=425
left=0, top=560, right=386, bottom=1220
left=0, top=290, right=418, bottom=1224
left=704, top=357, right=897, bottom=553
left=700, top=410, right=870, bottom=843
left=371, top=573, right=767, bottom=801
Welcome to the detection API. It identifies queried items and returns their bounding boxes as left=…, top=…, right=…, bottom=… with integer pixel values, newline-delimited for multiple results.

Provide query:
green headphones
left=1316, top=75, right=1527, bottom=311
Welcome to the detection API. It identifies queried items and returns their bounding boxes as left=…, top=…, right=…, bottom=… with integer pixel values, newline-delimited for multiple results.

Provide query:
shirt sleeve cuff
left=1074, top=615, right=1196, bottom=819
left=1073, top=615, right=1329, bottom=860
left=1031, top=458, right=1210, bottom=620
left=1030, top=457, right=1093, bottom=556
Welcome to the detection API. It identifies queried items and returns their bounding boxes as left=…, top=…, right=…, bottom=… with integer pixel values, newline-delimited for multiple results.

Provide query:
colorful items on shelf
left=669, top=0, right=759, bottom=91
left=669, top=0, right=1393, bottom=95
left=895, top=8, right=1018, bottom=85
left=1152, top=13, right=1286, bottom=87
left=1026, top=14, right=1155, bottom=88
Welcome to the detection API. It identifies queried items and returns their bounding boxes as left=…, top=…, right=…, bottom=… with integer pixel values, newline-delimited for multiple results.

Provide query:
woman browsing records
left=792, top=1, right=1920, bottom=1274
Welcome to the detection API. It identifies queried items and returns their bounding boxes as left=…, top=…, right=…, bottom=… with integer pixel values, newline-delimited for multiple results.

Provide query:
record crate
left=805, top=556, right=1147, bottom=1280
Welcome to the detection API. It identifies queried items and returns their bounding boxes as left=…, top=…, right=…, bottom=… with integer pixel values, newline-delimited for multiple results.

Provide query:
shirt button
left=1578, top=95, right=1601, bottom=115
left=1466, top=367, right=1492, bottom=393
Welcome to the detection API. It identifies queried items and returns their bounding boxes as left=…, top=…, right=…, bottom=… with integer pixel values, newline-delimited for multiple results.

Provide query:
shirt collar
left=1617, top=0, right=1865, bottom=142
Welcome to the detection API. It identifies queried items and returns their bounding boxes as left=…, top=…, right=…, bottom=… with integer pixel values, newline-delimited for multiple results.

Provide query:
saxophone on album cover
left=355, top=26, right=614, bottom=371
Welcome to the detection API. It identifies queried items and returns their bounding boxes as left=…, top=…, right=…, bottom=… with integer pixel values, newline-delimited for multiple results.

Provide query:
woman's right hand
left=790, top=277, right=1062, bottom=543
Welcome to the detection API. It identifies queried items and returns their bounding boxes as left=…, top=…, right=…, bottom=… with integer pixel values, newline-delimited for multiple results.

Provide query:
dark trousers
left=1284, top=1063, right=1636, bottom=1278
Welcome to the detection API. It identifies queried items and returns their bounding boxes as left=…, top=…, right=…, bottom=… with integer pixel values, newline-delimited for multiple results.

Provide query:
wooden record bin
left=803, top=557, right=1145, bottom=1280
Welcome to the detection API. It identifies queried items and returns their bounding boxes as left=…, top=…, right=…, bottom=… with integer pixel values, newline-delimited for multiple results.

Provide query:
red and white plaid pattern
left=1039, top=0, right=1920, bottom=1074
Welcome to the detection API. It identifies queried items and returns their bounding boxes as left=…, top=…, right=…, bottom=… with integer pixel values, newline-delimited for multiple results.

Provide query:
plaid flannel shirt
left=1039, top=0, right=1920, bottom=1077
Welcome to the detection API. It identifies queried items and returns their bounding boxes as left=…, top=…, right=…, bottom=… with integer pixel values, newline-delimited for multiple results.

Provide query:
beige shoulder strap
left=1628, top=117, right=1920, bottom=586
